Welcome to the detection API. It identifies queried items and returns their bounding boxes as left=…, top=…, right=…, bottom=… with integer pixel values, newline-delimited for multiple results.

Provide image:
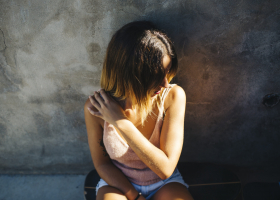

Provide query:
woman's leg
left=151, top=182, right=194, bottom=200
left=97, top=186, right=127, bottom=200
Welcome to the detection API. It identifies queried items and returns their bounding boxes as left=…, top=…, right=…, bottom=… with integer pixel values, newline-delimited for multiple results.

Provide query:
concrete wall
left=0, top=0, right=279, bottom=174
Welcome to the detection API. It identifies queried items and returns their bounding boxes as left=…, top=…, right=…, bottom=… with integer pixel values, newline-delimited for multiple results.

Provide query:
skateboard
left=84, top=169, right=100, bottom=200
left=84, top=162, right=241, bottom=200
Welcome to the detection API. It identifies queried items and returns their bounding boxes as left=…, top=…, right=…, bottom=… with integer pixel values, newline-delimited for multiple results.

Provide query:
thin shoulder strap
left=161, top=84, right=176, bottom=102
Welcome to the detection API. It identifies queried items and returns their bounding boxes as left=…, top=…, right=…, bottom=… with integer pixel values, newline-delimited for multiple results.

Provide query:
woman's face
left=151, top=55, right=172, bottom=97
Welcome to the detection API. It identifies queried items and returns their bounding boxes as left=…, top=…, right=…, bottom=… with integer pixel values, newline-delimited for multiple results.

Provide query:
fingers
left=88, top=89, right=110, bottom=115
left=89, top=95, right=101, bottom=109
left=99, top=89, right=110, bottom=102
left=94, top=90, right=107, bottom=104
left=87, top=95, right=103, bottom=119
left=87, top=107, right=103, bottom=118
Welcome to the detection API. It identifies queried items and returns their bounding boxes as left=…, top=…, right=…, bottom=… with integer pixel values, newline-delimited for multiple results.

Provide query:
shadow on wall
left=107, top=0, right=280, bottom=167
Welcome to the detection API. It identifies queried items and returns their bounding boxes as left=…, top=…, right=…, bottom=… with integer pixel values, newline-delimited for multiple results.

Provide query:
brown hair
left=101, top=21, right=178, bottom=124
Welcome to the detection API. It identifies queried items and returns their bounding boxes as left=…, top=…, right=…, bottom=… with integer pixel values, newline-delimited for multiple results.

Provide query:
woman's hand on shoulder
left=84, top=97, right=104, bottom=125
left=87, top=89, right=127, bottom=125
left=84, top=97, right=111, bottom=168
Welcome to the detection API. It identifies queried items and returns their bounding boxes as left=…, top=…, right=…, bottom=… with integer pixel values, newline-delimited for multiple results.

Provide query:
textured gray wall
left=0, top=0, right=279, bottom=174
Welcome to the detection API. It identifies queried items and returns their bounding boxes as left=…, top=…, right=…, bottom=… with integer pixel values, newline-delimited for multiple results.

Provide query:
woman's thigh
left=96, top=186, right=127, bottom=200
left=151, top=182, right=194, bottom=200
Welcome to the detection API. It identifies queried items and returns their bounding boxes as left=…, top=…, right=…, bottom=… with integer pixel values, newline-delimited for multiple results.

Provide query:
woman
left=84, top=21, right=193, bottom=200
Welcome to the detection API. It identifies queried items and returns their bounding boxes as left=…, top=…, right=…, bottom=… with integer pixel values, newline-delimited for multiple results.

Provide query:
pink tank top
left=103, top=84, right=175, bottom=185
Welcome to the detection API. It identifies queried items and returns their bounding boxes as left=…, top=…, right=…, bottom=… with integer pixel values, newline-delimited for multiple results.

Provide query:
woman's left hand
left=87, top=89, right=127, bottom=125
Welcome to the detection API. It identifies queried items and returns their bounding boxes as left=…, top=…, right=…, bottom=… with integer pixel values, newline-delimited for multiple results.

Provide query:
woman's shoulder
left=84, top=98, right=96, bottom=113
left=168, top=84, right=186, bottom=98
left=84, top=98, right=104, bottom=128
left=164, top=84, right=186, bottom=110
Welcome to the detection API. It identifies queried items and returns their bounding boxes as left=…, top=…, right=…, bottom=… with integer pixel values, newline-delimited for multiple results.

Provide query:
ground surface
left=0, top=174, right=86, bottom=200
left=0, top=165, right=279, bottom=200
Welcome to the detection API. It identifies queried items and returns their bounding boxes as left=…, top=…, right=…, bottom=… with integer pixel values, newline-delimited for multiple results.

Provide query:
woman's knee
left=96, top=186, right=127, bottom=200
left=152, top=182, right=194, bottom=200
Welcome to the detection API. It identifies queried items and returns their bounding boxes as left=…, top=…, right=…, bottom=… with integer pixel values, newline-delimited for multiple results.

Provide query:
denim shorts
left=95, top=168, right=189, bottom=200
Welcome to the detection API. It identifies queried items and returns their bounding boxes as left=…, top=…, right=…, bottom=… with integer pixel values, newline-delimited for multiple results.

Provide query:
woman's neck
left=113, top=94, right=157, bottom=112
left=123, top=98, right=133, bottom=110
left=112, top=96, right=134, bottom=111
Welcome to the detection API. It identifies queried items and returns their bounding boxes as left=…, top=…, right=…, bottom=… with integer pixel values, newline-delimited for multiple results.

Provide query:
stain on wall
left=0, top=0, right=279, bottom=174
left=0, top=122, right=7, bottom=145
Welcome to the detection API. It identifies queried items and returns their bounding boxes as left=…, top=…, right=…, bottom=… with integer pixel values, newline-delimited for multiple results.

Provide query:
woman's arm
left=88, top=85, right=186, bottom=180
left=84, top=99, right=143, bottom=200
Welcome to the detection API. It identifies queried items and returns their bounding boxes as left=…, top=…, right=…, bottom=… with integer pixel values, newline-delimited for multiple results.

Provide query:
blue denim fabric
left=95, top=168, right=189, bottom=200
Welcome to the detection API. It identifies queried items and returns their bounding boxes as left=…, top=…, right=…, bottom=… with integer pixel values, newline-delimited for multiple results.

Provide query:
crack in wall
left=0, top=29, right=20, bottom=90
left=0, top=58, right=21, bottom=91
left=2, top=70, right=20, bottom=88
left=0, top=28, right=7, bottom=51
left=13, top=51, right=18, bottom=69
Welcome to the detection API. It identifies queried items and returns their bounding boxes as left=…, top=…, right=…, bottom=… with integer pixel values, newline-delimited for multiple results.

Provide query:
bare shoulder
left=84, top=98, right=104, bottom=129
left=164, top=85, right=186, bottom=110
